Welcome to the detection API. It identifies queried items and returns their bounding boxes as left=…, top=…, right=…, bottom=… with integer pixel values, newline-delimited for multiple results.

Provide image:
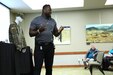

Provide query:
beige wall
left=18, top=8, right=113, bottom=53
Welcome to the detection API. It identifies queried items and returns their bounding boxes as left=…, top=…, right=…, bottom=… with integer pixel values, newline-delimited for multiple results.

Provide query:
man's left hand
left=58, top=26, right=64, bottom=32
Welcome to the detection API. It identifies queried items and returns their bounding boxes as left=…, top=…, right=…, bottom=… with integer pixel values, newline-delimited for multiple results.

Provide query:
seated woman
left=102, top=48, right=113, bottom=70
left=83, top=45, right=99, bottom=69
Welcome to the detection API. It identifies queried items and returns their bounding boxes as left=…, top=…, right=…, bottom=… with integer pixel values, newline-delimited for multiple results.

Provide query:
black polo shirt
left=30, top=15, right=56, bottom=43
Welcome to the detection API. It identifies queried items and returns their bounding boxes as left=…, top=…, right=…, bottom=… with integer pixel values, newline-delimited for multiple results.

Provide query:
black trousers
left=102, top=56, right=113, bottom=70
left=34, top=42, right=55, bottom=75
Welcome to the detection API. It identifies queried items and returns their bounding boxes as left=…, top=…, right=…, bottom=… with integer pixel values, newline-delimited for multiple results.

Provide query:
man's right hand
left=38, top=25, right=46, bottom=33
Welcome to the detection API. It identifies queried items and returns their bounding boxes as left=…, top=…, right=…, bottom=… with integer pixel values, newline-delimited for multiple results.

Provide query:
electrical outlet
left=78, top=59, right=81, bottom=65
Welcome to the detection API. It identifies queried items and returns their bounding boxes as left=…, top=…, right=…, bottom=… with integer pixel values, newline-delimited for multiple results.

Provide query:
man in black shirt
left=29, top=4, right=64, bottom=75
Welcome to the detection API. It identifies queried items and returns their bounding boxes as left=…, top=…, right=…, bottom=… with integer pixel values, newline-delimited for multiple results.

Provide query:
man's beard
left=45, top=13, right=51, bottom=19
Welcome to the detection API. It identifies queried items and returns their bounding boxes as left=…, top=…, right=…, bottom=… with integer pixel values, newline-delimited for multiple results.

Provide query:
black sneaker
left=84, top=67, right=87, bottom=69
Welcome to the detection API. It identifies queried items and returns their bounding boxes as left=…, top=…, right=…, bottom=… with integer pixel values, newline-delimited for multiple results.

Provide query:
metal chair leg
left=98, top=66, right=105, bottom=75
left=89, top=65, right=93, bottom=75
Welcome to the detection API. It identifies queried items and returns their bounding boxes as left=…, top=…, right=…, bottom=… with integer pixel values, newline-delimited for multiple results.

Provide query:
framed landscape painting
left=86, top=24, right=113, bottom=43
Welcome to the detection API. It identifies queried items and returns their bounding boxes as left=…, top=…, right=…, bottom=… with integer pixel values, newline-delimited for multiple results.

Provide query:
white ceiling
left=0, top=0, right=113, bottom=13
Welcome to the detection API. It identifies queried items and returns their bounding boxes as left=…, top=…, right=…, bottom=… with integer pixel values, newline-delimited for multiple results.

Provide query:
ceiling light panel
left=105, top=0, right=113, bottom=5
left=22, top=0, right=84, bottom=10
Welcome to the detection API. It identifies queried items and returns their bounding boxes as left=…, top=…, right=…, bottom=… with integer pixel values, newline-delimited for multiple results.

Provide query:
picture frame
left=86, top=24, right=113, bottom=43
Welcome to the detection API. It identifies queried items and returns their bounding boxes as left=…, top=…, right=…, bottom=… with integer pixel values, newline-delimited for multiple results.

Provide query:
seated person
left=108, top=49, right=113, bottom=56
left=102, top=48, right=113, bottom=70
left=83, top=45, right=99, bottom=69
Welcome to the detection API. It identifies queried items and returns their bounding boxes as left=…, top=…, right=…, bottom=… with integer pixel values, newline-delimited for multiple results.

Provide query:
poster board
left=54, top=26, right=71, bottom=45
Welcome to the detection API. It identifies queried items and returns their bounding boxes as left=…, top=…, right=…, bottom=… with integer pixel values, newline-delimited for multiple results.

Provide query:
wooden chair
left=88, top=51, right=105, bottom=75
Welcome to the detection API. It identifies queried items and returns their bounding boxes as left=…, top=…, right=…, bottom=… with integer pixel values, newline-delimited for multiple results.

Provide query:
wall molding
left=32, top=50, right=109, bottom=56
left=42, top=65, right=84, bottom=68
left=55, top=50, right=109, bottom=55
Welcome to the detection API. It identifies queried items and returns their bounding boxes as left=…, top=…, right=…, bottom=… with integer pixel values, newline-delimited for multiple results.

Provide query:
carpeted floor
left=41, top=67, right=113, bottom=75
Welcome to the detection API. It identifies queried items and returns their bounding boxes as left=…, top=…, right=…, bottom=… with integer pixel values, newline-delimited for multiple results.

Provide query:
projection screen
left=0, top=3, right=10, bottom=43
